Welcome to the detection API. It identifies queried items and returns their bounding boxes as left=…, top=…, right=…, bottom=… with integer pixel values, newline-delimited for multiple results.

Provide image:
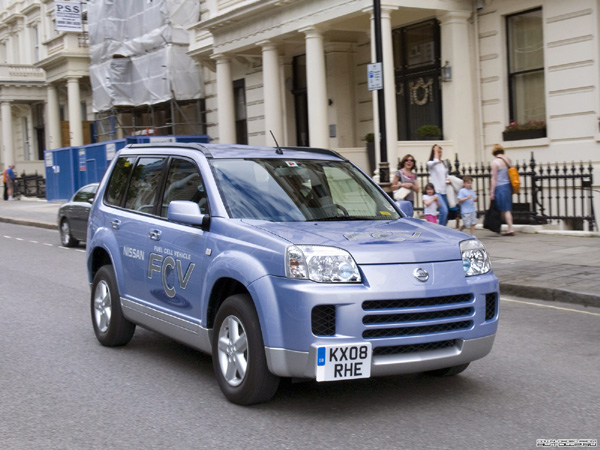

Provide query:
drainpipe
left=474, top=0, right=485, bottom=163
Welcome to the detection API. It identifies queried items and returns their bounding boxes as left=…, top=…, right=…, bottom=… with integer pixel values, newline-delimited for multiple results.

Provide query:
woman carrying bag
left=490, top=144, right=515, bottom=236
left=391, top=154, right=419, bottom=204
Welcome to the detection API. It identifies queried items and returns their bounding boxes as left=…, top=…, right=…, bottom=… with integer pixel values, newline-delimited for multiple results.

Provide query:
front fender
left=203, top=249, right=283, bottom=347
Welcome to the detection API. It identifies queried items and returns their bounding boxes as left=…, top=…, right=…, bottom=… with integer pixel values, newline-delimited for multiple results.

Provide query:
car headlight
left=286, top=245, right=361, bottom=283
left=460, top=239, right=491, bottom=276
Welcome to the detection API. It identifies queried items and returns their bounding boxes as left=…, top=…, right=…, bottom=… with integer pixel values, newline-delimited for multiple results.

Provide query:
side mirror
left=87, top=196, right=96, bottom=204
left=167, top=200, right=210, bottom=229
left=395, top=200, right=414, bottom=218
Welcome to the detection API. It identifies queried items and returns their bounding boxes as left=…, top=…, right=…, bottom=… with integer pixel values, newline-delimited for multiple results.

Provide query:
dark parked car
left=58, top=183, right=98, bottom=247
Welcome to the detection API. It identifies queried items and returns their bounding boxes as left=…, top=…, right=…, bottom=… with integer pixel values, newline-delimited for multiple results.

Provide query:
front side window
left=507, top=8, right=546, bottom=127
left=73, top=184, right=97, bottom=203
left=210, top=159, right=400, bottom=222
left=124, top=157, right=166, bottom=213
left=161, top=158, right=207, bottom=217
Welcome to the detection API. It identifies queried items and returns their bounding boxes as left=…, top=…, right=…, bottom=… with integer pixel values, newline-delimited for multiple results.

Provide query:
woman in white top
left=426, top=144, right=450, bottom=225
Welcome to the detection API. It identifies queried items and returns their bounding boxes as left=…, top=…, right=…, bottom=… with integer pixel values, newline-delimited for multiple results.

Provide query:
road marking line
left=501, top=297, right=600, bottom=316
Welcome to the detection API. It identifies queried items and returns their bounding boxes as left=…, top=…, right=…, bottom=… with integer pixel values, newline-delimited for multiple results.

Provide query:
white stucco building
left=0, top=0, right=92, bottom=175
left=187, top=0, right=600, bottom=182
left=1, top=0, right=599, bottom=206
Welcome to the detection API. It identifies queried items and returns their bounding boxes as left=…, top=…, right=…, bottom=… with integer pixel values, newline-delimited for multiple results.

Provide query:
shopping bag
left=483, top=200, right=502, bottom=233
left=393, top=187, right=411, bottom=201
left=508, top=166, right=521, bottom=194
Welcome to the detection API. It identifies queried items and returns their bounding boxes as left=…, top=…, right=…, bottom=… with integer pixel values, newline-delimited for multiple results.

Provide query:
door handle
left=149, top=229, right=162, bottom=241
left=110, top=219, right=121, bottom=230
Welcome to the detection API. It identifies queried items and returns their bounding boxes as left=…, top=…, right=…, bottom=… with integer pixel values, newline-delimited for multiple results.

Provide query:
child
left=457, top=175, right=478, bottom=235
left=422, top=182, right=440, bottom=223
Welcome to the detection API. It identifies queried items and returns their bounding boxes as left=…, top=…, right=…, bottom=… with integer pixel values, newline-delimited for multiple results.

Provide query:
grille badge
left=413, top=268, right=429, bottom=282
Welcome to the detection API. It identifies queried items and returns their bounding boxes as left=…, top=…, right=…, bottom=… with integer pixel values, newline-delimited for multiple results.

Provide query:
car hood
left=247, top=218, right=468, bottom=264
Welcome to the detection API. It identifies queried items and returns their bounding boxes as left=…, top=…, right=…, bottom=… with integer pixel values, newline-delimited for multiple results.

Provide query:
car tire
left=60, top=218, right=79, bottom=247
left=212, top=294, right=280, bottom=405
left=425, top=363, right=470, bottom=377
left=91, top=265, right=135, bottom=347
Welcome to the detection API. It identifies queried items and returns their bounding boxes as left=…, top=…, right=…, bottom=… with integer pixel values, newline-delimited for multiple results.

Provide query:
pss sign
left=55, top=1, right=83, bottom=32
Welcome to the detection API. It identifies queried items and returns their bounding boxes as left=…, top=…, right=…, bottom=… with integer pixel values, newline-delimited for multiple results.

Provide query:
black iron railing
left=408, top=152, right=596, bottom=231
left=13, top=173, right=46, bottom=199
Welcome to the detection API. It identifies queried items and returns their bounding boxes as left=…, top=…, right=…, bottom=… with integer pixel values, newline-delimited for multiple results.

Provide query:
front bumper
left=265, top=334, right=496, bottom=378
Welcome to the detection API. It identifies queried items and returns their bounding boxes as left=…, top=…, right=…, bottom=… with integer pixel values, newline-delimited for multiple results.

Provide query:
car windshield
left=210, top=158, right=400, bottom=222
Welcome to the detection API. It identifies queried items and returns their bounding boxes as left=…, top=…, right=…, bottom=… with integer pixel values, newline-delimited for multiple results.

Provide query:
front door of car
left=144, top=157, right=209, bottom=324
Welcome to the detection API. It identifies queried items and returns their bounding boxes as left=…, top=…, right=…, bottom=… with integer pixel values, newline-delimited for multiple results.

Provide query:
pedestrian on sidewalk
left=6, top=164, right=16, bottom=201
left=426, top=144, right=450, bottom=226
left=458, top=175, right=478, bottom=235
left=490, top=144, right=515, bottom=236
left=2, top=166, right=7, bottom=201
left=423, top=182, right=440, bottom=224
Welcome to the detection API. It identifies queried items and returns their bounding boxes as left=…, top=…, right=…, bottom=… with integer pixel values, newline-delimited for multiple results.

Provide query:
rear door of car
left=104, top=154, right=168, bottom=303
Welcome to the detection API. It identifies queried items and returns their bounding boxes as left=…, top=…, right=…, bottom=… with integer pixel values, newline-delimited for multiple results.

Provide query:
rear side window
left=124, top=157, right=166, bottom=213
left=105, top=156, right=136, bottom=206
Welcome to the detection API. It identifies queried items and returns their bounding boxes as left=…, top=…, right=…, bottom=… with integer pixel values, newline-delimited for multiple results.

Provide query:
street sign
left=367, top=63, right=383, bottom=91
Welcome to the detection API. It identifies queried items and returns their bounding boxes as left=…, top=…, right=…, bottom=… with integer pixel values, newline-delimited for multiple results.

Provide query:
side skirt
left=121, top=297, right=212, bottom=354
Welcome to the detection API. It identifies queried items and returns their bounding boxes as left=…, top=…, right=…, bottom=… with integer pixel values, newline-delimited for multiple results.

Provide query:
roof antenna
left=270, top=130, right=283, bottom=154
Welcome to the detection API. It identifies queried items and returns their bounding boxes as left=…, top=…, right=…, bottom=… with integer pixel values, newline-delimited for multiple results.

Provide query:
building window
left=233, top=79, right=248, bottom=145
left=507, top=8, right=545, bottom=126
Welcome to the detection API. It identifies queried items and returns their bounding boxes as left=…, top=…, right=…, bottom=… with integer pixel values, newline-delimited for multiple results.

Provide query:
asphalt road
left=1, top=223, right=598, bottom=450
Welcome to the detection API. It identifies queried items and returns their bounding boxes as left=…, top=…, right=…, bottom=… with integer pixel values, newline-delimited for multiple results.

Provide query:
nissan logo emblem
left=413, top=268, right=429, bottom=282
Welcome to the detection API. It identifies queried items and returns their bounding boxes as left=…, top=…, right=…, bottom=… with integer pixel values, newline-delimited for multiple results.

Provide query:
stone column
left=439, top=11, right=477, bottom=161
left=212, top=54, right=236, bottom=144
left=259, top=41, right=284, bottom=146
left=67, top=77, right=83, bottom=146
left=301, top=27, right=329, bottom=148
left=380, top=7, right=398, bottom=157
left=1, top=102, right=14, bottom=167
left=47, top=84, right=61, bottom=149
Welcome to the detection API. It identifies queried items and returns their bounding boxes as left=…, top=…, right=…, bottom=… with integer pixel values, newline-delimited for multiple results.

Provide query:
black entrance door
left=293, top=55, right=309, bottom=147
left=393, top=20, right=443, bottom=141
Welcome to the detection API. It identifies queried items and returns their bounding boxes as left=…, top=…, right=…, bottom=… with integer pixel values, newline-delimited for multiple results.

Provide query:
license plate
left=315, top=343, right=372, bottom=382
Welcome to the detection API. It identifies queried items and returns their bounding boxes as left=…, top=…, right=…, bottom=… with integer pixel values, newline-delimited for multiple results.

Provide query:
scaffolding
left=93, top=99, right=207, bottom=142
left=87, top=0, right=204, bottom=140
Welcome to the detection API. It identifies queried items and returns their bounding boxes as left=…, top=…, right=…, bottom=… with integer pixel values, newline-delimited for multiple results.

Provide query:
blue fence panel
left=125, top=135, right=210, bottom=144
left=44, top=147, right=78, bottom=202
left=44, top=135, right=210, bottom=202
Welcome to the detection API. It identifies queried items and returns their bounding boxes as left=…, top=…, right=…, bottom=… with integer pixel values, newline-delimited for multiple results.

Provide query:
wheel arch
left=206, top=278, right=248, bottom=330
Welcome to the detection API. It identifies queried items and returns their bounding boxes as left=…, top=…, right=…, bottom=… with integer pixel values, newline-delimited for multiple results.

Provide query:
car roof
left=122, top=143, right=346, bottom=161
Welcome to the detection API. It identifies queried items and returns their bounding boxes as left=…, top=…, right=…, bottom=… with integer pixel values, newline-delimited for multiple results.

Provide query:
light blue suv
left=87, top=143, right=499, bottom=405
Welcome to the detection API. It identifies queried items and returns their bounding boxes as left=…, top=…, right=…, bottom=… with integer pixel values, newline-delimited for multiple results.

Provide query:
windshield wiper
left=307, top=216, right=370, bottom=221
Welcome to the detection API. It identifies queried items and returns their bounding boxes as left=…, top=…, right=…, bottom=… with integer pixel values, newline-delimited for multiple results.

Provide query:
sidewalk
left=1, top=197, right=599, bottom=309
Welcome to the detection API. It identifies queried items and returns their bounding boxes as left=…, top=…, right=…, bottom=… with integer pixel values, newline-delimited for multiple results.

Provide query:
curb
left=0, top=216, right=57, bottom=230
left=499, top=282, right=600, bottom=308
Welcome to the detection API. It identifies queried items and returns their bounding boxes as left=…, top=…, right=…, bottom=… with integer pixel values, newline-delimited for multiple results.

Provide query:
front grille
left=363, top=307, right=473, bottom=324
left=363, top=320, right=472, bottom=338
left=373, top=339, right=457, bottom=356
left=362, top=294, right=472, bottom=310
left=311, top=305, right=336, bottom=336
left=485, top=293, right=498, bottom=321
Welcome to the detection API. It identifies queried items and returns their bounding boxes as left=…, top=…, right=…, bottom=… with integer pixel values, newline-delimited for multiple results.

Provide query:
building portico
left=189, top=0, right=478, bottom=173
